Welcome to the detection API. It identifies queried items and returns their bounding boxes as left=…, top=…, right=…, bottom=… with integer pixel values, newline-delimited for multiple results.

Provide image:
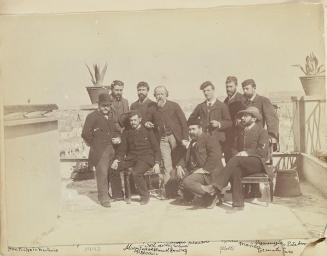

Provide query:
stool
left=241, top=172, right=273, bottom=206
left=120, top=167, right=163, bottom=203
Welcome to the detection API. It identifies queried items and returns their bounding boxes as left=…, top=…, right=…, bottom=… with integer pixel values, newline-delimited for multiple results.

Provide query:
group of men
left=81, top=77, right=279, bottom=209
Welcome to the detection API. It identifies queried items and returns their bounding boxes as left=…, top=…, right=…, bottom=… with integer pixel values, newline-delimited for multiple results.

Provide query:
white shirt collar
left=206, top=98, right=216, bottom=106
left=249, top=93, right=257, bottom=102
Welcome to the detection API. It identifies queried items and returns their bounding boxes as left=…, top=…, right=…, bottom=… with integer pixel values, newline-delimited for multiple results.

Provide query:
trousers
left=160, top=134, right=177, bottom=185
left=118, top=159, right=152, bottom=198
left=213, top=156, right=264, bottom=205
left=182, top=172, right=211, bottom=200
left=95, top=145, right=115, bottom=202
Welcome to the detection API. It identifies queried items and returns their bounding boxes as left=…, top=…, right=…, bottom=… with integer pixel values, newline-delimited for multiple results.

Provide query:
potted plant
left=85, top=62, right=110, bottom=104
left=292, top=52, right=325, bottom=97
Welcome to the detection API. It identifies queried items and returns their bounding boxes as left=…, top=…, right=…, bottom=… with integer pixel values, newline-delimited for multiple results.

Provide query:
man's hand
left=236, top=151, right=248, bottom=157
left=181, top=139, right=190, bottom=148
left=112, top=137, right=121, bottom=145
left=145, top=121, right=154, bottom=128
left=193, top=168, right=210, bottom=174
left=210, top=120, right=221, bottom=128
left=176, top=165, right=185, bottom=179
left=152, top=163, right=160, bottom=174
left=111, top=159, right=120, bottom=170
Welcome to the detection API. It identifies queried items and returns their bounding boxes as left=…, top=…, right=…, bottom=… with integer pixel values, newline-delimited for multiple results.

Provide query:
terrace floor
left=33, top=163, right=327, bottom=246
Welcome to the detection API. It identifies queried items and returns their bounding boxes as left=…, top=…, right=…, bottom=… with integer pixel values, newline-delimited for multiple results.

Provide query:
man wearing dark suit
left=81, top=93, right=121, bottom=207
left=202, top=106, right=271, bottom=210
left=108, top=80, right=130, bottom=199
left=147, top=86, right=188, bottom=198
left=176, top=118, right=223, bottom=208
left=223, top=76, right=245, bottom=162
left=241, top=79, right=279, bottom=142
left=188, top=81, right=232, bottom=146
left=130, top=82, right=156, bottom=120
left=111, top=110, right=161, bottom=205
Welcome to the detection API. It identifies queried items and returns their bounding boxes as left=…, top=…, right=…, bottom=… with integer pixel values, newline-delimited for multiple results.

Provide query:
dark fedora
left=237, top=106, right=262, bottom=121
left=187, top=118, right=201, bottom=126
left=98, top=93, right=112, bottom=105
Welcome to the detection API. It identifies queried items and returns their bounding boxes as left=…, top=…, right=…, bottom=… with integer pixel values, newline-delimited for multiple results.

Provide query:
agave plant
left=85, top=62, right=108, bottom=86
left=292, top=52, right=325, bottom=76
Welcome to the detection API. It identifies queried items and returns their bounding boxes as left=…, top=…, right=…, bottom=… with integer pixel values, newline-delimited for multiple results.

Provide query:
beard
left=157, top=99, right=165, bottom=107
left=113, top=93, right=122, bottom=101
left=138, top=93, right=147, bottom=102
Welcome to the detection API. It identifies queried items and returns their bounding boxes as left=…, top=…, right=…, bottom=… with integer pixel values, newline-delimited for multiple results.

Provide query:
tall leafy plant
left=85, top=62, right=108, bottom=86
left=292, top=52, right=325, bottom=76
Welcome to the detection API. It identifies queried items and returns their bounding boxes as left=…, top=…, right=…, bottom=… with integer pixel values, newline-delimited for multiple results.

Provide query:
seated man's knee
left=182, top=175, right=194, bottom=191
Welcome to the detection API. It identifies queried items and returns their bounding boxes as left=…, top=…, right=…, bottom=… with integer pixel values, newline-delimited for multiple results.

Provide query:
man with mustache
left=201, top=106, right=271, bottom=210
left=241, top=79, right=279, bottom=197
left=128, top=81, right=157, bottom=129
left=223, top=76, right=245, bottom=163
left=148, top=86, right=188, bottom=199
left=81, top=93, right=121, bottom=207
left=176, top=118, right=223, bottom=208
left=111, top=110, right=161, bottom=205
left=108, top=80, right=129, bottom=199
left=188, top=81, right=232, bottom=150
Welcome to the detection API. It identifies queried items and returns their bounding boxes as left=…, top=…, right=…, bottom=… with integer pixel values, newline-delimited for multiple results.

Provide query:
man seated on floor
left=111, top=110, right=161, bottom=205
left=202, top=106, right=270, bottom=210
left=175, top=118, right=224, bottom=208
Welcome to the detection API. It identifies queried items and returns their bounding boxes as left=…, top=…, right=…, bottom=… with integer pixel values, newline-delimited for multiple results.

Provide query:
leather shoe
left=232, top=203, right=244, bottom=210
left=140, top=197, right=150, bottom=205
left=100, top=200, right=111, bottom=208
left=206, top=194, right=219, bottom=209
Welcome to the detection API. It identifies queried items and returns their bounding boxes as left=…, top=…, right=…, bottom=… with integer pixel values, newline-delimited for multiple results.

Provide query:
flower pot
left=299, top=75, right=326, bottom=97
left=86, top=86, right=111, bottom=104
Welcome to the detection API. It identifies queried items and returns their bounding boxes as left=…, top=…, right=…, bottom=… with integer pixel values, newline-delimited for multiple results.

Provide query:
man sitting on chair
left=111, top=110, right=161, bottom=205
left=202, top=106, right=270, bottom=210
left=175, top=118, right=224, bottom=208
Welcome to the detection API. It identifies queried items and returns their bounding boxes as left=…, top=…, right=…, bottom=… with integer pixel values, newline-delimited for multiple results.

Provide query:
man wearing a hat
left=111, top=110, right=161, bottom=205
left=241, top=79, right=279, bottom=143
left=81, top=93, right=121, bottom=207
left=175, top=118, right=224, bottom=208
left=201, top=106, right=270, bottom=209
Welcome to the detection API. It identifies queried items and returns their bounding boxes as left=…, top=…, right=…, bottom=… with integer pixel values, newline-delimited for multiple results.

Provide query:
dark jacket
left=179, top=133, right=223, bottom=175
left=116, top=125, right=161, bottom=166
left=242, top=94, right=279, bottom=139
left=109, top=95, right=129, bottom=132
left=224, top=92, right=245, bottom=139
left=232, top=123, right=271, bottom=175
left=188, top=99, right=232, bottom=142
left=130, top=97, right=157, bottom=121
left=81, top=110, right=120, bottom=166
left=224, top=92, right=245, bottom=122
left=151, top=100, right=188, bottom=143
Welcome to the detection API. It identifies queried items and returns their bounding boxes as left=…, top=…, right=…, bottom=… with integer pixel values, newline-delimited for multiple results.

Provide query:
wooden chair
left=241, top=164, right=274, bottom=207
left=120, top=167, right=163, bottom=203
left=241, top=142, right=277, bottom=206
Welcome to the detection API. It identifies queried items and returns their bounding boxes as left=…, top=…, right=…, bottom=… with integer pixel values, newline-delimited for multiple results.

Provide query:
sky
left=0, top=2, right=325, bottom=107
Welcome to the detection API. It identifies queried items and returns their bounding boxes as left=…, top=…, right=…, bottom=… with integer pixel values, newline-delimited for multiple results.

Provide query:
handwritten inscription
left=123, top=242, right=189, bottom=255
left=8, top=246, right=59, bottom=253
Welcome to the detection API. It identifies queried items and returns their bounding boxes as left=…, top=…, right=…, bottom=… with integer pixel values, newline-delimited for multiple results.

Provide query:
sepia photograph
left=0, top=1, right=327, bottom=255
